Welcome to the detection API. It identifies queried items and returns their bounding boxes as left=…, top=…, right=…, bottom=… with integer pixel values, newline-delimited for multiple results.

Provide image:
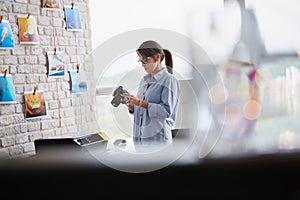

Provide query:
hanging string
left=5, top=105, right=12, bottom=156
left=2, top=53, right=4, bottom=73
left=2, top=51, right=13, bottom=155
left=0, top=5, right=12, bottom=156
left=72, top=0, right=80, bottom=68
left=29, top=36, right=41, bottom=140
left=73, top=29, right=80, bottom=129
left=51, top=10, right=62, bottom=136
left=73, top=31, right=79, bottom=67
left=36, top=119, right=41, bottom=139
left=29, top=44, right=35, bottom=84
left=26, top=0, right=29, bottom=13
left=61, top=0, right=66, bottom=9
left=72, top=1, right=79, bottom=73
left=51, top=10, right=56, bottom=49
left=0, top=0, right=3, bottom=71
left=56, top=78, right=62, bottom=136
left=73, top=31, right=83, bottom=131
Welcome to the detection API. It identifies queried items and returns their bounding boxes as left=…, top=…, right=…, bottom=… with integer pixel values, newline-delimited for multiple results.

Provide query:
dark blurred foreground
left=1, top=149, right=300, bottom=200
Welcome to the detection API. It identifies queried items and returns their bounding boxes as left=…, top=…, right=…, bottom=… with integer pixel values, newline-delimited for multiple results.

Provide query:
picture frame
left=0, top=74, right=17, bottom=104
left=42, top=0, right=61, bottom=10
left=24, top=90, right=47, bottom=119
left=64, top=5, right=82, bottom=31
left=0, top=20, right=14, bottom=49
left=47, top=50, right=65, bottom=78
left=18, top=16, right=40, bottom=44
left=69, top=69, right=88, bottom=94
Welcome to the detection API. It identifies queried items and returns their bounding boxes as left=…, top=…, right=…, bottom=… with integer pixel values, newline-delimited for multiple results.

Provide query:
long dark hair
left=136, top=40, right=174, bottom=74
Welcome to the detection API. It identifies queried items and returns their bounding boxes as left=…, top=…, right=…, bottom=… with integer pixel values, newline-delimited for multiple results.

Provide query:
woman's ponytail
left=163, top=49, right=173, bottom=74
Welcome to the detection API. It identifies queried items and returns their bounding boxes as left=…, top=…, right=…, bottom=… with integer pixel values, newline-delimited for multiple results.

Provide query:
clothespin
left=54, top=47, right=57, bottom=55
left=27, top=12, right=31, bottom=19
left=0, top=16, right=3, bottom=23
left=71, top=2, right=75, bottom=9
left=3, top=69, right=7, bottom=78
left=76, top=64, right=80, bottom=73
left=33, top=85, right=37, bottom=95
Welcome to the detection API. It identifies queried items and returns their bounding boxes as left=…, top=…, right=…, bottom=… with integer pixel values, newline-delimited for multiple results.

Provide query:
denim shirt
left=131, top=67, right=180, bottom=145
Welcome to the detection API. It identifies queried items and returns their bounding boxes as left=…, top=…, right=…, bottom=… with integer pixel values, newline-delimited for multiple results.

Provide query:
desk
left=32, top=134, right=200, bottom=174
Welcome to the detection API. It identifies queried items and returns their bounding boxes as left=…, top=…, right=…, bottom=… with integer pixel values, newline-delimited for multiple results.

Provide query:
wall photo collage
left=0, top=0, right=87, bottom=121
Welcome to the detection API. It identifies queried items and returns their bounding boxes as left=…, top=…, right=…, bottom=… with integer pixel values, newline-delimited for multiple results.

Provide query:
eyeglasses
left=137, top=57, right=151, bottom=64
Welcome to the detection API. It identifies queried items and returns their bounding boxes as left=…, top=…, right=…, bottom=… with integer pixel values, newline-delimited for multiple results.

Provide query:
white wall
left=89, top=0, right=223, bottom=50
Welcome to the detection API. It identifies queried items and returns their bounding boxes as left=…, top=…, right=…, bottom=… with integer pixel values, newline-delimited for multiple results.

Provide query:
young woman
left=122, top=40, right=180, bottom=147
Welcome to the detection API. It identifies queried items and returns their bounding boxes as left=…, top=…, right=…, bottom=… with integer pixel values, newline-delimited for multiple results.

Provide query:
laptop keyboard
left=75, top=133, right=104, bottom=146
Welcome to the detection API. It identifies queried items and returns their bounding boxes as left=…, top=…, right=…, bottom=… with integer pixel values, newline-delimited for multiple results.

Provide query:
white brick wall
left=0, top=0, right=98, bottom=158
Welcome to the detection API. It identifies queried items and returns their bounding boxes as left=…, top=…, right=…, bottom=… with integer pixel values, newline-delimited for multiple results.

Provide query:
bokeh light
left=254, top=68, right=273, bottom=88
left=208, top=84, right=229, bottom=104
left=243, top=99, right=261, bottom=120
left=225, top=104, right=243, bottom=123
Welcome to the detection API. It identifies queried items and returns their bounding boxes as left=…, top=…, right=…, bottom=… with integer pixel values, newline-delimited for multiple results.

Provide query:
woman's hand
left=121, top=93, right=148, bottom=109
left=121, top=93, right=140, bottom=106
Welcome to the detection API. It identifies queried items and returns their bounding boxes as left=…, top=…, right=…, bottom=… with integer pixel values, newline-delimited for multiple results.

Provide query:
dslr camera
left=111, top=86, right=129, bottom=107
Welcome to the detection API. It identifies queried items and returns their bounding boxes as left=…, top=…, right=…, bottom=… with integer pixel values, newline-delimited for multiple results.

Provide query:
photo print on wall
left=42, top=0, right=61, bottom=10
left=24, top=90, right=47, bottom=119
left=0, top=20, right=14, bottom=49
left=64, top=5, right=82, bottom=31
left=18, top=15, right=39, bottom=44
left=47, top=50, right=65, bottom=78
left=0, top=74, right=17, bottom=104
left=69, top=68, right=88, bottom=94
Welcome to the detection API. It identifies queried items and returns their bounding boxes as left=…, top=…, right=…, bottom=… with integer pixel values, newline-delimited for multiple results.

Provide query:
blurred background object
left=90, top=0, right=300, bottom=161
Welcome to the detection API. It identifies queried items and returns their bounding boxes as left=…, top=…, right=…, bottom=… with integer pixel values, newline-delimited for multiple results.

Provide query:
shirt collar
left=143, top=67, right=168, bottom=83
